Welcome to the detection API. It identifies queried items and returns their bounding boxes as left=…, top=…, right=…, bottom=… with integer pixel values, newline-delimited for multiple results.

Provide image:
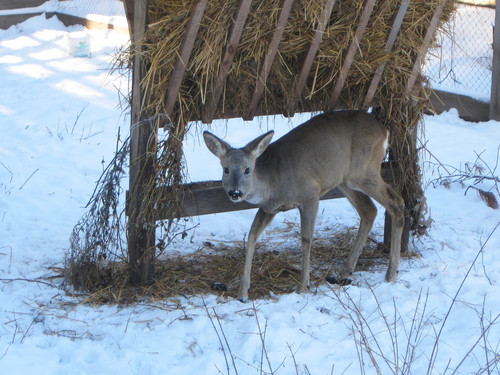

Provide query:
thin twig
left=213, top=307, right=239, bottom=375
left=253, top=302, right=274, bottom=375
left=0, top=278, right=55, bottom=287
left=451, top=313, right=500, bottom=374
left=426, top=220, right=500, bottom=374
left=18, top=169, right=39, bottom=190
left=204, top=301, right=231, bottom=375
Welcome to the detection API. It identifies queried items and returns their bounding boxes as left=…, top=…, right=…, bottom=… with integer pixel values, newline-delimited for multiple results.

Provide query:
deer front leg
left=298, top=200, right=319, bottom=293
left=238, top=208, right=276, bottom=302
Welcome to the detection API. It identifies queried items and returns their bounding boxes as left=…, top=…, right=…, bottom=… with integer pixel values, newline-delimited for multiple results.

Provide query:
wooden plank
left=127, top=0, right=156, bottom=286
left=244, top=0, right=296, bottom=121
left=363, top=0, right=410, bottom=108
left=122, top=0, right=135, bottom=36
left=407, top=0, right=447, bottom=94
left=164, top=0, right=207, bottom=118
left=202, top=0, right=253, bottom=124
left=290, top=0, right=337, bottom=113
left=490, top=1, right=500, bottom=120
left=158, top=181, right=343, bottom=219
left=0, top=0, right=45, bottom=11
left=0, top=13, right=41, bottom=30
left=50, top=12, right=128, bottom=34
left=330, top=0, right=377, bottom=106
left=157, top=164, right=396, bottom=220
left=429, top=89, right=490, bottom=122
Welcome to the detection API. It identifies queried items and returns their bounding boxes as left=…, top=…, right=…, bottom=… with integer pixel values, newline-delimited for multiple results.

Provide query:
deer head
left=203, top=130, right=274, bottom=203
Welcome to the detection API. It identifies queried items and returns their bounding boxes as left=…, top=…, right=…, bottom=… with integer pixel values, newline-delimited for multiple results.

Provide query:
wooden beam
left=244, top=0, right=296, bottom=121
left=363, top=0, right=409, bottom=108
left=490, top=1, right=500, bottom=120
left=0, top=0, right=45, bottom=11
left=157, top=164, right=395, bottom=220
left=0, top=13, right=41, bottom=30
left=330, top=0, right=377, bottom=107
left=122, top=0, right=135, bottom=37
left=127, top=0, right=156, bottom=286
left=290, top=0, right=337, bottom=114
left=407, top=0, right=447, bottom=94
left=164, top=0, right=207, bottom=119
left=159, top=181, right=343, bottom=219
left=430, top=89, right=490, bottom=122
left=202, top=0, right=254, bottom=124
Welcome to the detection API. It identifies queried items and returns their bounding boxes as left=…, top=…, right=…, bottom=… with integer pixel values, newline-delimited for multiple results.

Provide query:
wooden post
left=126, top=0, right=156, bottom=286
left=490, top=1, right=500, bottom=120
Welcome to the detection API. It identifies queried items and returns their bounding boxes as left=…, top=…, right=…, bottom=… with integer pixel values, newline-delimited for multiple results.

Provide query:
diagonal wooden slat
left=244, top=0, right=296, bottom=121
left=330, top=0, right=377, bottom=107
left=202, top=0, right=254, bottom=124
left=363, top=0, right=410, bottom=108
left=164, top=0, right=207, bottom=120
left=290, top=0, right=337, bottom=113
left=407, top=0, right=447, bottom=94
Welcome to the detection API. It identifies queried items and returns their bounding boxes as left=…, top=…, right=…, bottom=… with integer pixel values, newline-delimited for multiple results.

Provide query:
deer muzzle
left=228, top=189, right=243, bottom=202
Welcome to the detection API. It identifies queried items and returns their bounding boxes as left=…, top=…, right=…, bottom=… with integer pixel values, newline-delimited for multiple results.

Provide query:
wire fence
left=425, top=3, right=495, bottom=101
left=55, top=0, right=126, bottom=27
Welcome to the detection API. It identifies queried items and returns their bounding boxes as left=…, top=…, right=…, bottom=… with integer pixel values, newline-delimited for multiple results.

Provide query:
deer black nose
left=228, top=189, right=243, bottom=201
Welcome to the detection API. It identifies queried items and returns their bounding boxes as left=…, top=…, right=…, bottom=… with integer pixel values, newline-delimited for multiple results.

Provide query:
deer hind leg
left=238, top=208, right=276, bottom=302
left=338, top=185, right=377, bottom=280
left=350, top=177, right=404, bottom=282
left=298, top=199, right=319, bottom=293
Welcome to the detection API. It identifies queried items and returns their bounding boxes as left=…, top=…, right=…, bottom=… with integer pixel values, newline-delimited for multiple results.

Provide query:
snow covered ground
left=0, top=7, right=499, bottom=375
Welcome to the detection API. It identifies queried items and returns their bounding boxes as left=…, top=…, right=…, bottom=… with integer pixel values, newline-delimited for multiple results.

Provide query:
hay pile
left=68, top=226, right=416, bottom=304
left=137, top=0, right=455, bottom=228
left=141, top=0, right=455, bottom=122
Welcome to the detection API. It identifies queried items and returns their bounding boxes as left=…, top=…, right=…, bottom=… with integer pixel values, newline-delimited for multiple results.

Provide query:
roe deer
left=203, top=110, right=404, bottom=302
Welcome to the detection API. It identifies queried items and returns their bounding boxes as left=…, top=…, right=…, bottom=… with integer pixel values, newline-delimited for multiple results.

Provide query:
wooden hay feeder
left=122, top=0, right=456, bottom=285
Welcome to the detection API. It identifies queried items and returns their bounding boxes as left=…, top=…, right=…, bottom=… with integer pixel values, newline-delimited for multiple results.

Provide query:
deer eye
left=223, top=167, right=229, bottom=174
left=244, top=167, right=250, bottom=175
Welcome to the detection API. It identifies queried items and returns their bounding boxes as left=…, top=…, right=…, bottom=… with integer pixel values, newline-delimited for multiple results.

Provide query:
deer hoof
left=296, top=285, right=310, bottom=294
left=384, top=269, right=398, bottom=282
left=237, top=296, right=248, bottom=303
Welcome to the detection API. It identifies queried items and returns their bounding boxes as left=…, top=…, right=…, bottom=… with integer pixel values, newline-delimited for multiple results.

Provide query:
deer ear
left=245, top=130, right=274, bottom=158
left=203, top=131, right=232, bottom=159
